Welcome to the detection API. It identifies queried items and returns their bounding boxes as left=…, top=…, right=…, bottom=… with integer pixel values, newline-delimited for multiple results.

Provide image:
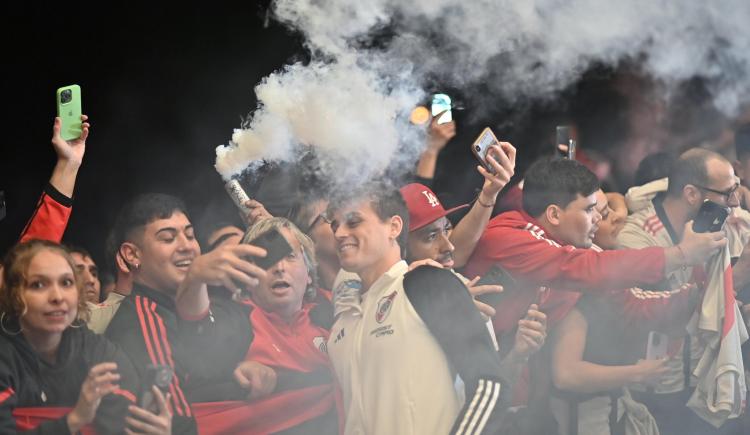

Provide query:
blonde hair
left=242, top=217, right=318, bottom=301
left=0, top=240, right=89, bottom=324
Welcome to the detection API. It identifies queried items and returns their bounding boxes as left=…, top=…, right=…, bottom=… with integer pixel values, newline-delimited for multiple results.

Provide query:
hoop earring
left=0, top=312, right=22, bottom=336
left=69, top=319, right=83, bottom=329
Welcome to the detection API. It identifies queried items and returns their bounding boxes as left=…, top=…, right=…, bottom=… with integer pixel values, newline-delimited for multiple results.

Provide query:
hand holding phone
left=140, top=364, right=173, bottom=413
left=692, top=200, right=730, bottom=233
left=246, top=227, right=294, bottom=270
left=555, top=125, right=576, bottom=160
left=471, top=127, right=501, bottom=174
left=431, top=93, right=452, bottom=125
left=56, top=85, right=83, bottom=141
left=645, top=331, right=668, bottom=360
left=474, top=265, right=518, bottom=308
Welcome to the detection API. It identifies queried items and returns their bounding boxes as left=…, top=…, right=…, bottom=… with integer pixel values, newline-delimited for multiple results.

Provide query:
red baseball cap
left=399, top=183, right=469, bottom=232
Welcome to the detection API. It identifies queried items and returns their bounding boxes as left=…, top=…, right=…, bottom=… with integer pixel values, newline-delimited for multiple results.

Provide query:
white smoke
left=216, top=0, right=750, bottom=181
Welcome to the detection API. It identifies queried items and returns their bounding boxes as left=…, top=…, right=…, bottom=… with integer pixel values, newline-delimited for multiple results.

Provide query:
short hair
left=111, top=193, right=190, bottom=250
left=1, top=240, right=89, bottom=324
left=67, top=245, right=93, bottom=261
left=241, top=217, right=318, bottom=301
left=326, top=181, right=409, bottom=257
left=736, top=124, right=750, bottom=161
left=666, top=148, right=725, bottom=197
left=522, top=157, right=600, bottom=217
left=634, top=152, right=675, bottom=187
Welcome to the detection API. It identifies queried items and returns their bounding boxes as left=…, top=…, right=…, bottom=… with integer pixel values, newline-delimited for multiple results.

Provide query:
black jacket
left=0, top=323, right=138, bottom=434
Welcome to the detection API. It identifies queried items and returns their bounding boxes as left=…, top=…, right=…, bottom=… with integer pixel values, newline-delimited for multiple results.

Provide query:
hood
left=625, top=177, right=668, bottom=213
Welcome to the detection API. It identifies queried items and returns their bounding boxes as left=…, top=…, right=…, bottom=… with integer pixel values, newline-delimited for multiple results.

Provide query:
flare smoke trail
left=215, top=0, right=750, bottom=183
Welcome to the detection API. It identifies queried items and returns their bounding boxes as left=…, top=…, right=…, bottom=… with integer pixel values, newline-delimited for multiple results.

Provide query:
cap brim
left=410, top=203, right=470, bottom=231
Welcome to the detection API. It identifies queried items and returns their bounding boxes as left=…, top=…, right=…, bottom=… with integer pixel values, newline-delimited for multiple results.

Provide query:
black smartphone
left=555, top=125, right=576, bottom=160
left=246, top=227, right=294, bottom=270
left=474, top=265, right=518, bottom=307
left=692, top=200, right=730, bottom=233
left=140, top=364, right=173, bottom=412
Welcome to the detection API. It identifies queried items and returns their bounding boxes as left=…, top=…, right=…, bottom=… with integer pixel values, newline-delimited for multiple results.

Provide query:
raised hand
left=67, top=362, right=120, bottom=433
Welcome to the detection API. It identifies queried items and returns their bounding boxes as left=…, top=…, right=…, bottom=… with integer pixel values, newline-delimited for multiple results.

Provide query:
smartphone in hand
left=246, top=227, right=294, bottom=270
left=140, top=364, right=173, bottom=413
left=474, top=265, right=518, bottom=308
left=692, top=199, right=730, bottom=233
left=56, top=85, right=82, bottom=141
left=646, top=331, right=668, bottom=360
left=555, top=125, right=576, bottom=160
left=431, top=93, right=452, bottom=125
left=471, top=127, right=501, bottom=174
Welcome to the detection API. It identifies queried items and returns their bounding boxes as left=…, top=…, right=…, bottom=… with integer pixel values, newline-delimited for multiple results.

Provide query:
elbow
left=552, top=365, right=580, bottom=392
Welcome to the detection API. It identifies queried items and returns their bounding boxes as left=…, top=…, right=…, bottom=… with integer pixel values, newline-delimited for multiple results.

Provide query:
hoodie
left=0, top=323, right=138, bottom=434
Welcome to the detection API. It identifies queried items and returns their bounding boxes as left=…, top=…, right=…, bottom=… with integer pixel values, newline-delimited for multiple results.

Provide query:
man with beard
left=68, top=246, right=101, bottom=303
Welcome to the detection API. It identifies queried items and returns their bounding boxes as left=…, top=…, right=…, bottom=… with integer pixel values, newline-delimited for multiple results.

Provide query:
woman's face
left=20, top=249, right=79, bottom=338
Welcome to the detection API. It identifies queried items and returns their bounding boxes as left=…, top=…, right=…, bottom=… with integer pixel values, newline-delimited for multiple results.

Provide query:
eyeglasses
left=306, top=212, right=331, bottom=234
left=694, top=182, right=741, bottom=201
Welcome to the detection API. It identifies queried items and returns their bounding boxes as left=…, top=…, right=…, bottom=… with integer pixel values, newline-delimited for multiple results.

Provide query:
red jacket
left=19, top=183, right=72, bottom=243
left=464, top=210, right=690, bottom=335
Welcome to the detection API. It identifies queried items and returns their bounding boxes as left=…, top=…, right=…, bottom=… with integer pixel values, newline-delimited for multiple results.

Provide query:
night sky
left=2, top=2, right=306, bottom=264
left=2, top=2, right=630, bottom=271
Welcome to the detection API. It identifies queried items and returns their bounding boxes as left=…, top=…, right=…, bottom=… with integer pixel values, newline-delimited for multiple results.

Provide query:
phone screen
left=431, top=93, right=452, bottom=124
left=246, top=228, right=294, bottom=270
left=646, top=331, right=668, bottom=360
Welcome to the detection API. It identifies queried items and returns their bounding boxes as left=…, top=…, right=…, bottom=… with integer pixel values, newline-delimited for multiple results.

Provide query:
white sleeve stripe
left=472, top=381, right=501, bottom=435
left=455, top=379, right=485, bottom=435
left=455, top=380, right=502, bottom=435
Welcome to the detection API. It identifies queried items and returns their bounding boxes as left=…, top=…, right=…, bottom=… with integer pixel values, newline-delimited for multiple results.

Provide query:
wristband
left=477, top=195, right=495, bottom=208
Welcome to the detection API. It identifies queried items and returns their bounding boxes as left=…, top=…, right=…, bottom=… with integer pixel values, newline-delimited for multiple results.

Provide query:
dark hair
left=327, top=181, right=409, bottom=257
left=736, top=124, right=750, bottom=161
left=67, top=245, right=93, bottom=261
left=111, top=193, right=190, bottom=250
left=522, top=157, right=599, bottom=217
left=666, top=148, right=723, bottom=197
left=634, top=152, right=675, bottom=187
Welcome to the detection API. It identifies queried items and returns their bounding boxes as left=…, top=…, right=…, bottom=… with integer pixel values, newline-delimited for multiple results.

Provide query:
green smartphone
left=56, top=85, right=82, bottom=141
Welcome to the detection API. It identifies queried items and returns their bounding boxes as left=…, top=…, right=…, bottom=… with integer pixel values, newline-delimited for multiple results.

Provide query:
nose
left=593, top=208, right=603, bottom=225
left=270, top=257, right=287, bottom=274
left=439, top=233, right=455, bottom=254
left=49, top=284, right=64, bottom=303
left=728, top=190, right=741, bottom=208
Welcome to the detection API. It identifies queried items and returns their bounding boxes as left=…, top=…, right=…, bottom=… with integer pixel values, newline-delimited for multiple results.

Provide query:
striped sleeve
left=19, top=183, right=73, bottom=243
left=404, top=266, right=509, bottom=434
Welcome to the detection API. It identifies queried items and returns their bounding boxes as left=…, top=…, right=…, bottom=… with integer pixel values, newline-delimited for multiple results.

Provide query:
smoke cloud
left=216, top=0, right=750, bottom=184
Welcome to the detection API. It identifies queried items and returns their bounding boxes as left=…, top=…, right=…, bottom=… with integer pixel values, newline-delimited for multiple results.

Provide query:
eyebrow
left=155, top=224, right=193, bottom=236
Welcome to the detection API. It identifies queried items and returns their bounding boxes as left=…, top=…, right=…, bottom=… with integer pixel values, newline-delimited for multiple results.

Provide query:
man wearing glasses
left=618, top=147, right=747, bottom=435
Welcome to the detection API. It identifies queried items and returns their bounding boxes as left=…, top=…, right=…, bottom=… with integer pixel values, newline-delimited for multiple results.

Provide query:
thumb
left=234, top=366, right=251, bottom=389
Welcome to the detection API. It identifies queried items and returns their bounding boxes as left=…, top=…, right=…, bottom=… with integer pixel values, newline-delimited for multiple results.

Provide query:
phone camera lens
left=60, top=90, right=72, bottom=104
left=474, top=145, right=481, bottom=152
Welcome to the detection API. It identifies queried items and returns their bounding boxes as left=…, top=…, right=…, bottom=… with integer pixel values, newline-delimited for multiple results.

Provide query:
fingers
left=473, top=300, right=496, bottom=318
left=152, top=387, right=171, bottom=417
left=231, top=244, right=267, bottom=259
left=499, top=142, right=517, bottom=166
left=89, top=362, right=118, bottom=377
left=468, top=284, right=503, bottom=297
left=234, top=365, right=251, bottom=389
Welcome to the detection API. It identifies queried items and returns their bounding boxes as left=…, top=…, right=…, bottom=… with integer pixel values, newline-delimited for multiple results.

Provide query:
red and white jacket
left=463, top=210, right=693, bottom=336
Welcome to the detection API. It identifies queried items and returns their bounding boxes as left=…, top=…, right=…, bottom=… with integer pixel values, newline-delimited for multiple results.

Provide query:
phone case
left=646, top=331, right=668, bottom=360
left=56, top=84, right=82, bottom=141
left=471, top=127, right=500, bottom=173
left=247, top=228, right=294, bottom=270
left=475, top=265, right=517, bottom=307
left=693, top=200, right=730, bottom=233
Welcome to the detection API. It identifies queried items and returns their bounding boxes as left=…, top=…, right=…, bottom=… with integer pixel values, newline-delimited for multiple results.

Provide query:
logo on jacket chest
left=375, top=290, right=397, bottom=323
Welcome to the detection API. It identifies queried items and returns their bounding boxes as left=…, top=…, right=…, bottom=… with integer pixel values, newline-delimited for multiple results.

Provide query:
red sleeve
left=609, top=285, right=695, bottom=334
left=19, top=183, right=72, bottom=244
left=467, top=225, right=667, bottom=293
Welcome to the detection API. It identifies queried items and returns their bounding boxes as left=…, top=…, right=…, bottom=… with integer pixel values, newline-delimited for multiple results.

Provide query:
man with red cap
left=400, top=182, right=548, bottom=393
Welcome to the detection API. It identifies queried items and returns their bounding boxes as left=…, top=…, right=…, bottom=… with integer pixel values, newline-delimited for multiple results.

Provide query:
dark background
left=0, top=2, right=640, bottom=271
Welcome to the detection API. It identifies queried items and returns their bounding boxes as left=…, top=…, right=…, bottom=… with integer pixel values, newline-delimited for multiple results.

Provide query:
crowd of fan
left=1, top=111, right=750, bottom=435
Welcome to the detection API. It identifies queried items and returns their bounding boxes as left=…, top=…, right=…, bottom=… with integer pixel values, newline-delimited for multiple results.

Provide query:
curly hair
left=0, top=240, right=89, bottom=325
